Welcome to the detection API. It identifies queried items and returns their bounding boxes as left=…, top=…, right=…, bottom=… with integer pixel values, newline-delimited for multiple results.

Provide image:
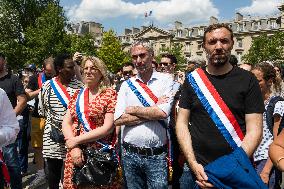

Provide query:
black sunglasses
left=123, top=71, right=133, bottom=75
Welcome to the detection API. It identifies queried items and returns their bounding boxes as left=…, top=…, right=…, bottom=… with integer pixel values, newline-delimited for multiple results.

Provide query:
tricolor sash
left=50, top=78, right=71, bottom=109
left=38, top=72, right=46, bottom=88
left=76, top=88, right=96, bottom=132
left=0, top=150, right=10, bottom=186
left=187, top=68, right=244, bottom=149
left=126, top=78, right=173, bottom=180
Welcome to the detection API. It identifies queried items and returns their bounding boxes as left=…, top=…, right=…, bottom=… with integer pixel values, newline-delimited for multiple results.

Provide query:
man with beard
left=175, top=23, right=265, bottom=188
left=114, top=41, right=175, bottom=189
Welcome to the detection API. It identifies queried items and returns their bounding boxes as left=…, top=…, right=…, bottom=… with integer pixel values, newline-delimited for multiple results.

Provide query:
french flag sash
left=50, top=77, right=70, bottom=109
left=126, top=78, right=174, bottom=180
left=37, top=72, right=46, bottom=88
left=187, top=68, right=244, bottom=149
left=0, top=150, right=10, bottom=186
left=76, top=88, right=96, bottom=132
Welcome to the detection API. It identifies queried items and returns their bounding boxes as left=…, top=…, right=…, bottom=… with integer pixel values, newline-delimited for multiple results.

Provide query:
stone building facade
left=118, top=4, right=284, bottom=64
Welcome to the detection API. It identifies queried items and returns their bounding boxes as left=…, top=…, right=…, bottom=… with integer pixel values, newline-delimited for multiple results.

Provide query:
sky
left=60, top=0, right=284, bottom=35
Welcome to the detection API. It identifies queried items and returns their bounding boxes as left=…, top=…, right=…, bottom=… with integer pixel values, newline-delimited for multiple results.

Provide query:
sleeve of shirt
left=0, top=89, right=19, bottom=149
left=106, top=89, right=117, bottom=113
left=274, top=101, right=284, bottom=117
left=114, top=82, right=128, bottom=120
left=156, top=78, right=177, bottom=117
left=178, top=80, right=193, bottom=110
left=245, top=74, right=265, bottom=114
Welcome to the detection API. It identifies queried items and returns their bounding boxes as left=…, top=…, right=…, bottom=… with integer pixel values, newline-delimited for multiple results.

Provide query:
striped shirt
left=38, top=78, right=83, bottom=159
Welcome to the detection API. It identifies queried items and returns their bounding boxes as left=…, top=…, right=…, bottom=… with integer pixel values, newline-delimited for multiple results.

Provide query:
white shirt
left=254, top=99, right=284, bottom=161
left=114, top=71, right=175, bottom=147
left=0, top=88, right=19, bottom=149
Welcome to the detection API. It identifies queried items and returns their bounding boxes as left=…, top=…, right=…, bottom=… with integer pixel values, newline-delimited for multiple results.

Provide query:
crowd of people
left=1, top=23, right=284, bottom=189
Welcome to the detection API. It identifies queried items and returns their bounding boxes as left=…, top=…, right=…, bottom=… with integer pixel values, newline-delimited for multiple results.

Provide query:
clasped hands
left=65, top=136, right=84, bottom=166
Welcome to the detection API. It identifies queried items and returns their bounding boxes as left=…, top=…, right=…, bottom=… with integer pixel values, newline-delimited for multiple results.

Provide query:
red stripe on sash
left=38, top=74, right=42, bottom=88
left=197, top=68, right=244, bottom=140
left=0, top=150, right=10, bottom=184
left=55, top=77, right=71, bottom=100
left=136, top=79, right=158, bottom=103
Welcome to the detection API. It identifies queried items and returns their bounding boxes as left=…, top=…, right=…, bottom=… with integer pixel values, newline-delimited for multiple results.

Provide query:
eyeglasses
left=160, top=62, right=171, bottom=66
left=123, top=71, right=133, bottom=76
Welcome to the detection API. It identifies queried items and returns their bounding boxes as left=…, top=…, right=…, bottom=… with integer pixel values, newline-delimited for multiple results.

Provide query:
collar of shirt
left=135, top=71, right=160, bottom=85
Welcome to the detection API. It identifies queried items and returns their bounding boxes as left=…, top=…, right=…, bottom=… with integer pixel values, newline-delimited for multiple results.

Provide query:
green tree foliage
left=97, top=30, right=131, bottom=73
left=24, top=2, right=70, bottom=66
left=242, top=32, right=284, bottom=65
left=157, top=43, right=187, bottom=70
left=0, top=0, right=60, bottom=69
left=68, top=33, right=97, bottom=56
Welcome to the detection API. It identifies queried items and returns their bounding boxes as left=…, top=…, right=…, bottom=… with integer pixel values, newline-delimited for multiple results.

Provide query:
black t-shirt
left=27, top=74, right=39, bottom=117
left=179, top=66, right=264, bottom=165
left=0, top=73, right=25, bottom=108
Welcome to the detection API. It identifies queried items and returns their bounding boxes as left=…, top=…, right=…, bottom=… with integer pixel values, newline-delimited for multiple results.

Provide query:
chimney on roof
left=235, top=12, right=243, bottom=21
left=209, top=16, right=218, bottom=25
left=124, top=28, right=132, bottom=35
left=132, top=27, right=140, bottom=34
left=141, top=26, right=147, bottom=31
left=174, top=21, right=182, bottom=29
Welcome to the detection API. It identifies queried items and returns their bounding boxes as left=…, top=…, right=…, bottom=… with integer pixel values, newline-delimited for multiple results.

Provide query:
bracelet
left=276, top=157, right=284, bottom=168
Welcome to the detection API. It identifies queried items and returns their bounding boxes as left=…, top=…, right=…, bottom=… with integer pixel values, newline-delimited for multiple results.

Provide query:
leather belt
left=123, top=142, right=166, bottom=156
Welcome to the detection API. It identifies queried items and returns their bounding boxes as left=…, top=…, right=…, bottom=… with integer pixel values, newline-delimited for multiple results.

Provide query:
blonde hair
left=81, top=56, right=110, bottom=92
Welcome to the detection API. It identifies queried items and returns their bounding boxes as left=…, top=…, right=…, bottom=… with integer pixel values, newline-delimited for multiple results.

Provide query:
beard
left=207, top=52, right=230, bottom=67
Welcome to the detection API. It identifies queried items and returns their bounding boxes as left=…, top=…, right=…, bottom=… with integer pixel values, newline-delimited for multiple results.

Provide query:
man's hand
left=191, top=161, right=214, bottom=188
left=70, top=147, right=84, bottom=167
left=156, top=95, right=170, bottom=105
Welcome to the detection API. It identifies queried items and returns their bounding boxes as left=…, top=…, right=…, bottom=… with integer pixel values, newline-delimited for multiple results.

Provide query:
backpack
left=266, top=96, right=284, bottom=135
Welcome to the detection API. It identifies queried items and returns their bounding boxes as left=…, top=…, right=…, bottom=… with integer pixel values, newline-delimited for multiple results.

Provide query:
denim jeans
left=255, top=159, right=279, bottom=189
left=178, top=163, right=194, bottom=189
left=122, top=149, right=168, bottom=189
left=17, top=118, right=30, bottom=173
left=2, top=143, right=22, bottom=189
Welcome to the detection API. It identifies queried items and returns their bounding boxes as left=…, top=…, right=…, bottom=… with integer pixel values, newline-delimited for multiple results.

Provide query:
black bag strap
left=266, top=96, right=284, bottom=135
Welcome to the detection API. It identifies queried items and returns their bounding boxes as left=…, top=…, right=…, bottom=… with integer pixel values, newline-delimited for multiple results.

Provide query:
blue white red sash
left=126, top=78, right=173, bottom=179
left=76, top=88, right=96, bottom=132
left=0, top=150, right=10, bottom=185
left=38, top=72, right=46, bottom=88
left=187, top=68, right=244, bottom=149
left=50, top=77, right=70, bottom=109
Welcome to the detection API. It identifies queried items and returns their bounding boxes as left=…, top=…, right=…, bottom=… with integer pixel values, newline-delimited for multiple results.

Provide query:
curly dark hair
left=252, top=62, right=280, bottom=91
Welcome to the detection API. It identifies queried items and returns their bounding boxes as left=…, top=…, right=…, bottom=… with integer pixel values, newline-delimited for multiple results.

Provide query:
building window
left=237, top=52, right=242, bottom=63
left=161, top=44, right=166, bottom=51
left=185, top=43, right=190, bottom=52
left=271, top=20, right=277, bottom=29
left=237, top=39, right=243, bottom=48
left=197, top=42, right=202, bottom=50
left=198, top=28, right=204, bottom=36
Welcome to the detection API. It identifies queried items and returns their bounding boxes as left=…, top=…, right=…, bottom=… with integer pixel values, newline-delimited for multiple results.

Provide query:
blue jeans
left=2, top=143, right=22, bottom=189
left=122, top=150, right=168, bottom=189
left=255, top=159, right=279, bottom=189
left=179, top=163, right=194, bottom=189
left=17, top=118, right=30, bottom=173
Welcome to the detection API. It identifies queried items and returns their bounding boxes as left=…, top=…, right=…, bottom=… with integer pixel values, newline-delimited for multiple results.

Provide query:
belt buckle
left=138, top=147, right=147, bottom=156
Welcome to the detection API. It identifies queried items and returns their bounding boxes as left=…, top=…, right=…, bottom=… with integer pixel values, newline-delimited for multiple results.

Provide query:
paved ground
left=22, top=151, right=48, bottom=189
